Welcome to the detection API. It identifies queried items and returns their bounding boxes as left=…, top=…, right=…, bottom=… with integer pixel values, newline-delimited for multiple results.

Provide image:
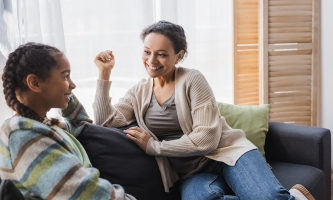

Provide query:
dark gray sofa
left=265, top=122, right=331, bottom=200
left=0, top=121, right=331, bottom=200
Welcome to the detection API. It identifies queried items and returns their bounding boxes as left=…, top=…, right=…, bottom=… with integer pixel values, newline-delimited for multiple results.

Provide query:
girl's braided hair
left=2, top=42, right=62, bottom=124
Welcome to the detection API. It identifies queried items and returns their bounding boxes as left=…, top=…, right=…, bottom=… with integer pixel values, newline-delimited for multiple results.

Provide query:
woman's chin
left=146, top=70, right=160, bottom=78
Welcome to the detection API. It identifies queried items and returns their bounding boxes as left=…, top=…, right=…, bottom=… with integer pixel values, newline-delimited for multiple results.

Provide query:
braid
left=2, top=42, right=62, bottom=125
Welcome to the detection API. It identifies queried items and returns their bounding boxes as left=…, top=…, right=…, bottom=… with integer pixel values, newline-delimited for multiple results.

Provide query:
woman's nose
left=148, top=54, right=157, bottom=64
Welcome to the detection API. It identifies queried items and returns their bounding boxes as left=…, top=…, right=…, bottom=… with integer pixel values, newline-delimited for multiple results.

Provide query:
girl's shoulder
left=1, top=116, right=53, bottom=137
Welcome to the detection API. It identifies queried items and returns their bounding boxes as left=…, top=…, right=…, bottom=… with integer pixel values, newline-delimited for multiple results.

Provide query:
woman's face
left=142, top=33, right=181, bottom=79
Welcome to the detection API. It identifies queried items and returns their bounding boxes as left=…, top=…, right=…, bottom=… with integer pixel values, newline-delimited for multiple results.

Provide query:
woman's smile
left=147, top=65, right=163, bottom=71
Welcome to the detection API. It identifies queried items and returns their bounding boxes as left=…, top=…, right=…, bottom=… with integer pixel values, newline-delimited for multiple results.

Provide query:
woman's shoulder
left=176, top=67, right=207, bottom=85
left=177, top=67, right=205, bottom=78
left=136, top=78, right=150, bottom=86
left=128, top=77, right=152, bottom=93
left=176, top=66, right=202, bottom=75
left=175, top=67, right=216, bottom=104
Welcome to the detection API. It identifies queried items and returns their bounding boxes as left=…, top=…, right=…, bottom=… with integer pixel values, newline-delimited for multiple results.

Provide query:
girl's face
left=142, top=33, right=181, bottom=79
left=38, top=54, right=76, bottom=110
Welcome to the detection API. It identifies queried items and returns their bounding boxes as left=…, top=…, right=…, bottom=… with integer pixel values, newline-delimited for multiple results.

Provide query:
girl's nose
left=70, top=81, right=76, bottom=89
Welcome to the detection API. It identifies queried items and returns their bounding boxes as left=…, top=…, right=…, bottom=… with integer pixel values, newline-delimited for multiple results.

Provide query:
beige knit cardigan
left=93, top=67, right=256, bottom=192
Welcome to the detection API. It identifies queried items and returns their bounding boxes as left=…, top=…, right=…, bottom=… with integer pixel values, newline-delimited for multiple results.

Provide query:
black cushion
left=270, top=161, right=326, bottom=200
left=0, top=179, right=25, bottom=200
left=77, top=123, right=180, bottom=200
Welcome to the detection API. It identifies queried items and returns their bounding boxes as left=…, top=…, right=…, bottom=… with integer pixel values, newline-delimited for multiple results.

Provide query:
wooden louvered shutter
left=259, top=0, right=320, bottom=126
left=233, top=0, right=259, bottom=105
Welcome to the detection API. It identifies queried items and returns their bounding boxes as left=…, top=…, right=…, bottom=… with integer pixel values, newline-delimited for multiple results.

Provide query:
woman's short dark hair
left=140, top=20, right=188, bottom=61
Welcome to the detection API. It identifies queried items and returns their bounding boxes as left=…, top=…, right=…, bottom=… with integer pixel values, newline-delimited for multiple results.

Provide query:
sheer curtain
left=60, top=0, right=233, bottom=119
left=59, top=0, right=155, bottom=119
left=0, top=0, right=233, bottom=121
left=155, top=0, right=233, bottom=102
left=0, top=0, right=65, bottom=122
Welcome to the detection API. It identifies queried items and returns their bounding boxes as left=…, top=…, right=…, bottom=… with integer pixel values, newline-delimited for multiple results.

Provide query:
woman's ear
left=176, top=50, right=185, bottom=64
left=25, top=74, right=42, bottom=92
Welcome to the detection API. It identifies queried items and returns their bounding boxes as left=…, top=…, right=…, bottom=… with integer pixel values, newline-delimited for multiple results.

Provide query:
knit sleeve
left=61, top=93, right=92, bottom=137
left=146, top=70, right=222, bottom=157
left=7, top=130, right=135, bottom=200
left=92, top=79, right=136, bottom=127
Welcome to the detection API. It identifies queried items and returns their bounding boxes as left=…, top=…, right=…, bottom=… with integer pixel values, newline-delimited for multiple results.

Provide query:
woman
left=0, top=42, right=135, bottom=200
left=93, top=20, right=314, bottom=200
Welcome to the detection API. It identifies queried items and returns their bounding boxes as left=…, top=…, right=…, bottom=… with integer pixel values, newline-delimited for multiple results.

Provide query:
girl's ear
left=25, top=74, right=42, bottom=92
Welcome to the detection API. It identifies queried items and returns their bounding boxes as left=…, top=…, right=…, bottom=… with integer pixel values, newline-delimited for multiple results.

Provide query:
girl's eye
left=143, top=50, right=150, bottom=54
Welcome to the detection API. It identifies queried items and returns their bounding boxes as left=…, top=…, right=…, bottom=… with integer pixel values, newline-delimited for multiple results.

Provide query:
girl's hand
left=94, top=50, right=115, bottom=80
left=124, top=126, right=152, bottom=152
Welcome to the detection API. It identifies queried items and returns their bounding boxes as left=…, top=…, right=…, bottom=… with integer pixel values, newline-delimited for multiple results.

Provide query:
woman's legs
left=217, top=149, right=294, bottom=200
left=180, top=149, right=295, bottom=200
left=180, top=173, right=238, bottom=200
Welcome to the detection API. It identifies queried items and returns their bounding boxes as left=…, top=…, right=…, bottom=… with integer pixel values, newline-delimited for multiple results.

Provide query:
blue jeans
left=180, top=149, right=295, bottom=200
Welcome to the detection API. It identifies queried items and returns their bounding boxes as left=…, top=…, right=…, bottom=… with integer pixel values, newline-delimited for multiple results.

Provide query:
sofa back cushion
left=217, top=102, right=269, bottom=158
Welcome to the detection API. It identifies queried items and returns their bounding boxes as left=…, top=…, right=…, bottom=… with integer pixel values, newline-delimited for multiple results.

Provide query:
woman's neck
left=154, top=69, right=176, bottom=88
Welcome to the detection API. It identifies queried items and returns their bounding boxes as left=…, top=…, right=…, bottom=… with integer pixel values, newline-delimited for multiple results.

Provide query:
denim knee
left=180, top=173, right=237, bottom=200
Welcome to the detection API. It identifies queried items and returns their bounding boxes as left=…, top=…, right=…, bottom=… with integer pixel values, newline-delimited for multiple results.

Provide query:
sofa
left=0, top=121, right=331, bottom=200
left=78, top=121, right=332, bottom=200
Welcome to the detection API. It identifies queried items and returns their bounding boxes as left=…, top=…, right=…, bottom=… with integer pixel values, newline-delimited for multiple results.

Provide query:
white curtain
left=0, top=0, right=233, bottom=121
left=0, top=0, right=65, bottom=122
left=158, top=0, right=234, bottom=102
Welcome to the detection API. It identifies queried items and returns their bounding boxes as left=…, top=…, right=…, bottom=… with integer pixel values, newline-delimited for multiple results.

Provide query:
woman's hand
left=124, top=126, right=152, bottom=152
left=94, top=50, right=115, bottom=80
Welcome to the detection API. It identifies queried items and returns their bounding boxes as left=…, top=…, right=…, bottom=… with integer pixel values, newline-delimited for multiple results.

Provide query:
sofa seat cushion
left=270, top=161, right=325, bottom=200
left=77, top=123, right=180, bottom=200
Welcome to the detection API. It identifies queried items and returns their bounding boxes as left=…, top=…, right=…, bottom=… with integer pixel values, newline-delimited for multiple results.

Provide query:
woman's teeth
left=149, top=65, right=161, bottom=70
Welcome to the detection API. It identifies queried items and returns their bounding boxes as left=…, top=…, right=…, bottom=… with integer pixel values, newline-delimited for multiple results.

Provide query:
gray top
left=144, top=92, right=210, bottom=179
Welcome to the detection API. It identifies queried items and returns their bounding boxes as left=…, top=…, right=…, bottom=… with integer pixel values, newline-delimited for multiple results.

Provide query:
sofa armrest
left=265, top=121, right=331, bottom=169
left=265, top=121, right=331, bottom=198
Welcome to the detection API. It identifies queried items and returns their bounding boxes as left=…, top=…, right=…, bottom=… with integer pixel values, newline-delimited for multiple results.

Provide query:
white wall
left=321, top=0, right=333, bottom=170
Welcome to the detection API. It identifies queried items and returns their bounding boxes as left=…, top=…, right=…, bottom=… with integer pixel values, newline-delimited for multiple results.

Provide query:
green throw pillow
left=217, top=102, right=269, bottom=158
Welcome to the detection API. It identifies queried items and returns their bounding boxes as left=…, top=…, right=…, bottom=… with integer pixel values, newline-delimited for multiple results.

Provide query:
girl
left=0, top=42, right=135, bottom=200
left=93, top=21, right=315, bottom=200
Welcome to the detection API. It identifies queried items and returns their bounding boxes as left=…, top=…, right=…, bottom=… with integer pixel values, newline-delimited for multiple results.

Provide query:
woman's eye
left=143, top=50, right=149, bottom=54
left=158, top=54, right=166, bottom=57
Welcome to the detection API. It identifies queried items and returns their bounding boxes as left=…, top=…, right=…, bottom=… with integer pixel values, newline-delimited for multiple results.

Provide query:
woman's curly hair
left=140, top=20, right=188, bottom=61
left=2, top=42, right=62, bottom=124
